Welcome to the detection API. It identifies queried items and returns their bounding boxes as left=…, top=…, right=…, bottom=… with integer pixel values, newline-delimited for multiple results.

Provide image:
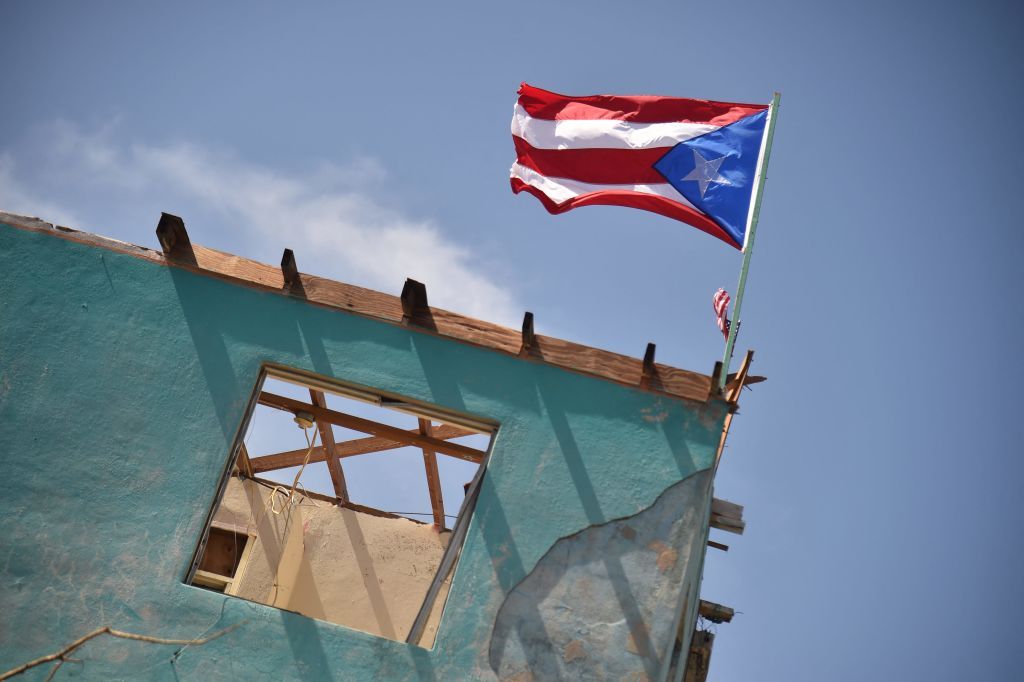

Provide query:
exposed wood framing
left=725, top=350, right=755, bottom=404
left=713, top=349, right=761, bottom=469
left=520, top=311, right=536, bottom=356
left=192, top=569, right=230, bottom=591
left=401, top=278, right=429, bottom=324
left=155, top=212, right=191, bottom=257
left=248, top=423, right=476, bottom=473
left=698, top=599, right=734, bottom=623
left=249, top=476, right=429, bottom=524
left=707, top=539, right=729, bottom=552
left=710, top=497, right=745, bottom=535
left=683, top=629, right=714, bottom=682
left=0, top=212, right=715, bottom=404
left=236, top=442, right=254, bottom=478
left=726, top=372, right=766, bottom=394
left=418, top=418, right=446, bottom=530
left=281, top=248, right=300, bottom=288
left=640, top=342, right=656, bottom=388
left=257, top=391, right=487, bottom=463
left=309, top=389, right=350, bottom=504
left=708, top=361, right=723, bottom=400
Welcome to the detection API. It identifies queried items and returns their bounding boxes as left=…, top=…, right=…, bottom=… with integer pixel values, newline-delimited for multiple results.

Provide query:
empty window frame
left=192, top=524, right=254, bottom=594
left=186, top=367, right=496, bottom=648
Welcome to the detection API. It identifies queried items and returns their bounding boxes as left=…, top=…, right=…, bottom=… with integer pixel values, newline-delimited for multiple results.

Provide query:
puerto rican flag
left=510, top=83, right=770, bottom=250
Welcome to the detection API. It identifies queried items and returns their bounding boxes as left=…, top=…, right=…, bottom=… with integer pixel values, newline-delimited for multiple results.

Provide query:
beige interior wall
left=211, top=478, right=453, bottom=646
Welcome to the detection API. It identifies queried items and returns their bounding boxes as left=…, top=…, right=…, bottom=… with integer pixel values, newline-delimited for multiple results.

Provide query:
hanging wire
left=251, top=422, right=321, bottom=527
left=247, top=476, right=458, bottom=520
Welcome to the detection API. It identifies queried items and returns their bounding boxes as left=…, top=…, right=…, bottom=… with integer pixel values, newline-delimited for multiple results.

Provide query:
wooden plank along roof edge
left=1, top=211, right=718, bottom=404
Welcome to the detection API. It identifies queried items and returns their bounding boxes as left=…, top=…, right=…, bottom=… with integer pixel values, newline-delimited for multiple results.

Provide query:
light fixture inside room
left=292, top=411, right=315, bottom=430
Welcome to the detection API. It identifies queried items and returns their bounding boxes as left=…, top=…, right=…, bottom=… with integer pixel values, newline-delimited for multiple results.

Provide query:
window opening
left=192, top=525, right=252, bottom=594
left=187, top=368, right=496, bottom=648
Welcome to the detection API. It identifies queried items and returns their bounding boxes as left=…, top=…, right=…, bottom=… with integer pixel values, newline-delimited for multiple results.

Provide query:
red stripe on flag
left=510, top=177, right=741, bottom=249
left=518, top=83, right=767, bottom=125
left=513, top=136, right=669, bottom=184
left=713, top=288, right=732, bottom=340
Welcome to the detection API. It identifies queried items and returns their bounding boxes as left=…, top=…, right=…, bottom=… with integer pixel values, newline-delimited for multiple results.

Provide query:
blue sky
left=2, top=1, right=1022, bottom=679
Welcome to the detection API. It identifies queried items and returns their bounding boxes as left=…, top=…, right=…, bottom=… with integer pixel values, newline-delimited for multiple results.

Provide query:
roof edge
left=0, top=211, right=716, bottom=404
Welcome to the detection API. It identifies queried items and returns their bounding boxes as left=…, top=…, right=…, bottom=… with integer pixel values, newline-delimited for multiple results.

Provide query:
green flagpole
left=719, top=91, right=781, bottom=390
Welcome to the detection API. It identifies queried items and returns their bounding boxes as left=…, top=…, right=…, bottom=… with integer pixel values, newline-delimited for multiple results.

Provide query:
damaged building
left=0, top=211, right=756, bottom=680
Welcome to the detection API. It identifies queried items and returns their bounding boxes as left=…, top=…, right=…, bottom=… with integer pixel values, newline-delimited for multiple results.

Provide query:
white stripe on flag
left=511, top=104, right=719, bottom=151
left=713, top=288, right=731, bottom=337
left=509, top=162, right=698, bottom=209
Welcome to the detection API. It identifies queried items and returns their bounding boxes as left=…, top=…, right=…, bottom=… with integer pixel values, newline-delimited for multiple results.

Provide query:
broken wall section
left=488, top=469, right=713, bottom=681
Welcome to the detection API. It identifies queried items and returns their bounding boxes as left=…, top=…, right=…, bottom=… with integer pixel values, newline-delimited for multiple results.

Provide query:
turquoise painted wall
left=0, top=222, right=726, bottom=680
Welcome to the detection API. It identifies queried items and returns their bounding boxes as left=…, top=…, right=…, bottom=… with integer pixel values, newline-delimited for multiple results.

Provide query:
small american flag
left=713, top=288, right=732, bottom=340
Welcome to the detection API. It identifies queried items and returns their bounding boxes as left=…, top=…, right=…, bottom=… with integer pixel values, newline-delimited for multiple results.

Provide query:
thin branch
left=42, top=661, right=63, bottom=682
left=0, top=622, right=243, bottom=680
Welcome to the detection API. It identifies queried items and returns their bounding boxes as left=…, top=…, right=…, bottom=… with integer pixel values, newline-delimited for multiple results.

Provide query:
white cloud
left=2, top=123, right=519, bottom=325
left=0, top=153, right=80, bottom=228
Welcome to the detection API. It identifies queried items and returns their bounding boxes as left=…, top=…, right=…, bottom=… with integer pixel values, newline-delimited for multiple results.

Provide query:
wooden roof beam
left=248, top=423, right=477, bottom=473
left=640, top=342, right=656, bottom=388
left=724, top=350, right=755, bottom=405
left=281, top=248, right=301, bottom=289
left=257, top=391, right=487, bottom=463
left=710, top=497, right=745, bottom=535
left=309, top=389, right=350, bottom=504
left=401, top=278, right=429, bottom=324
left=3, top=212, right=715, bottom=403
left=713, top=349, right=760, bottom=468
left=698, top=599, right=734, bottom=624
left=418, top=418, right=446, bottom=530
left=236, top=442, right=254, bottom=478
left=155, top=212, right=193, bottom=259
left=684, top=629, right=714, bottom=682
left=708, top=361, right=724, bottom=400
left=520, top=312, right=535, bottom=356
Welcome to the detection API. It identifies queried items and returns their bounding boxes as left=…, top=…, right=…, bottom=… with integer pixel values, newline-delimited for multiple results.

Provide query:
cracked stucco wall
left=487, top=469, right=713, bottom=681
left=0, top=221, right=726, bottom=680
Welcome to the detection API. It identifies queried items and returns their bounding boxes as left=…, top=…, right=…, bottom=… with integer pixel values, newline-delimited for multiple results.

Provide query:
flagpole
left=719, top=91, right=781, bottom=390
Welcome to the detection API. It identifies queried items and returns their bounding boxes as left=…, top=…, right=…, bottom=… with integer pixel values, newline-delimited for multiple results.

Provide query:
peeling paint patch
left=640, top=406, right=669, bottom=423
left=563, top=639, right=586, bottom=662
left=620, top=672, right=651, bottom=682
left=488, top=469, right=713, bottom=681
left=647, top=541, right=679, bottom=574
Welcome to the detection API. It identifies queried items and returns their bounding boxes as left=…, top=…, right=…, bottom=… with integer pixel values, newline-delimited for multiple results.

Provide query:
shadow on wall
left=480, top=372, right=716, bottom=681
left=339, top=510, right=398, bottom=640
left=168, top=254, right=718, bottom=680
left=166, top=266, right=302, bottom=441
left=475, top=472, right=562, bottom=676
left=542, top=396, right=659, bottom=681
left=167, top=267, right=336, bottom=675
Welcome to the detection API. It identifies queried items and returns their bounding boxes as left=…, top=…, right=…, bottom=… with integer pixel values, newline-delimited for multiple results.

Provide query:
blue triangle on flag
left=653, top=110, right=768, bottom=247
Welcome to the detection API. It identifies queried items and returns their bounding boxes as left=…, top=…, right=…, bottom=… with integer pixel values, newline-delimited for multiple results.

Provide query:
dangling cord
left=259, top=423, right=320, bottom=522
left=263, top=422, right=321, bottom=605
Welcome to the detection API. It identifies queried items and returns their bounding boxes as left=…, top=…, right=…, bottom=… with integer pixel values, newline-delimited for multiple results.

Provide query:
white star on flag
left=682, top=149, right=733, bottom=198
